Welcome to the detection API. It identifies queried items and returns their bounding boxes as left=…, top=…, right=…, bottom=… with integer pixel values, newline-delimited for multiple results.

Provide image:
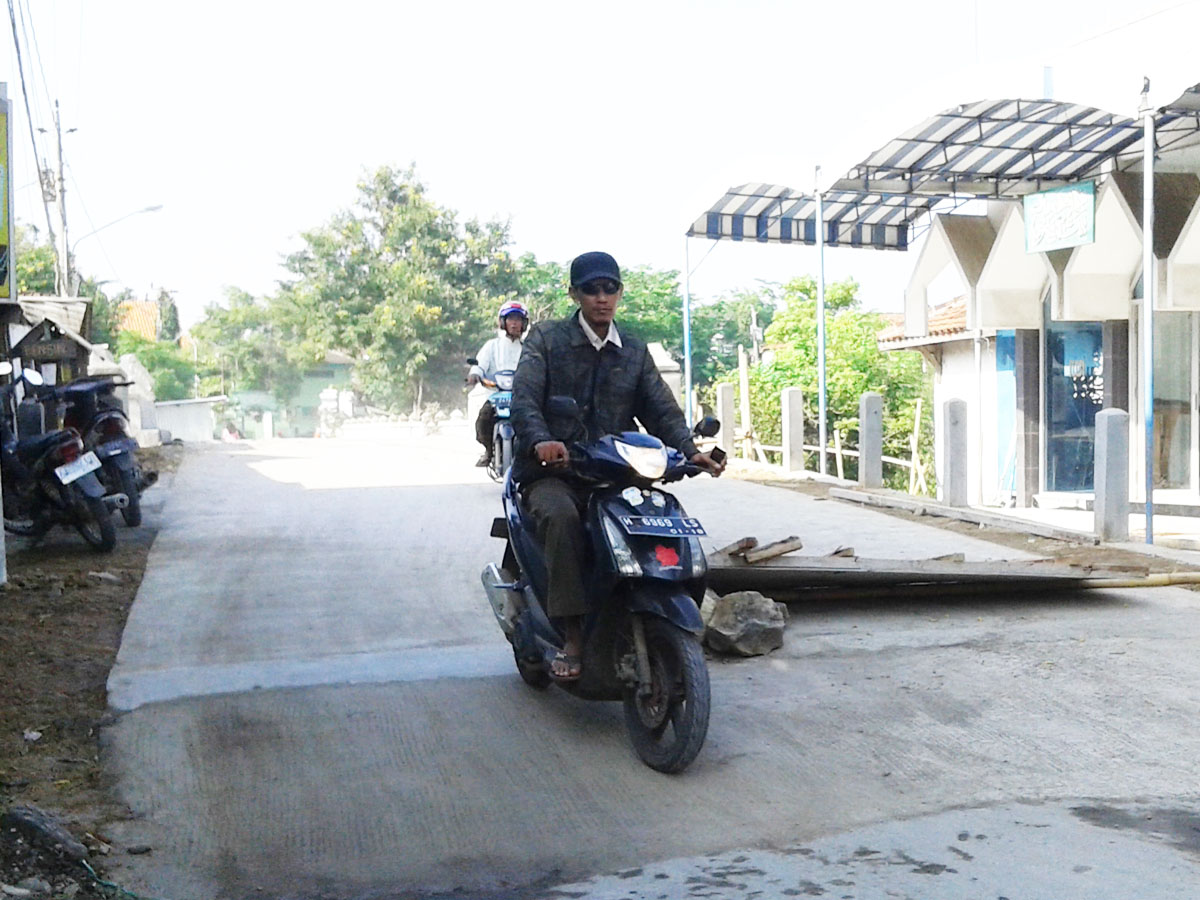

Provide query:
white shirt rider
left=469, top=328, right=524, bottom=394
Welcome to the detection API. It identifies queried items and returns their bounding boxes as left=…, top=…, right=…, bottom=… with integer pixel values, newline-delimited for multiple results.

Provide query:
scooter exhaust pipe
left=104, top=493, right=130, bottom=510
left=481, top=563, right=521, bottom=635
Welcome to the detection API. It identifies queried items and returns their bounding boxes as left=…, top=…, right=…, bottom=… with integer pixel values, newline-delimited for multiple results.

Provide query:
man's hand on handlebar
left=465, top=373, right=480, bottom=387
left=689, top=448, right=726, bottom=477
left=535, top=440, right=570, bottom=469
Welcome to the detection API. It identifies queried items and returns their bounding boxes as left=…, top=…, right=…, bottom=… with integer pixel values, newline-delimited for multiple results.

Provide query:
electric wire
left=5, top=0, right=58, bottom=251
left=65, top=162, right=121, bottom=284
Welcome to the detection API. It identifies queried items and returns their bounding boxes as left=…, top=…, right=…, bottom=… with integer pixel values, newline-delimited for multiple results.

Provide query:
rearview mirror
left=466, top=357, right=478, bottom=366
left=693, top=416, right=720, bottom=438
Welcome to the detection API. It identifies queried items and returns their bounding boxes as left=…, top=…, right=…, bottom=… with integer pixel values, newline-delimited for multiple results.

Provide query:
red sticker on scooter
left=655, top=545, right=680, bottom=567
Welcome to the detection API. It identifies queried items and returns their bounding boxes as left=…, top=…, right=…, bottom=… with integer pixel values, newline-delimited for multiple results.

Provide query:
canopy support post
left=683, top=236, right=694, bottom=428
left=1141, top=82, right=1156, bottom=545
left=816, top=167, right=829, bottom=476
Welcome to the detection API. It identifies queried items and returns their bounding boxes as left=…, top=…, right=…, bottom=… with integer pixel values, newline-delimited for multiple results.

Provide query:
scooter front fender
left=628, top=584, right=705, bottom=636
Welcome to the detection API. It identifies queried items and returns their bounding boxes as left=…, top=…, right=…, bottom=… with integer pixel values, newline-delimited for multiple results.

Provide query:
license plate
left=54, top=451, right=100, bottom=485
left=96, top=436, right=139, bottom=458
left=617, top=515, right=706, bottom=537
left=491, top=392, right=512, bottom=411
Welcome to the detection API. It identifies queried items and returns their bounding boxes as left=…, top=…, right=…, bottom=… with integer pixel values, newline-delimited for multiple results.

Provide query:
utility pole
left=53, top=101, right=72, bottom=296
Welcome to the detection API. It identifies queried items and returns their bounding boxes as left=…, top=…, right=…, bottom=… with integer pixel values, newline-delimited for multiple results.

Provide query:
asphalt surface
left=102, top=426, right=1200, bottom=899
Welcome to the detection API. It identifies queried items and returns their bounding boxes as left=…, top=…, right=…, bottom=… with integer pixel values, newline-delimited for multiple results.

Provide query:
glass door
left=1045, top=318, right=1103, bottom=492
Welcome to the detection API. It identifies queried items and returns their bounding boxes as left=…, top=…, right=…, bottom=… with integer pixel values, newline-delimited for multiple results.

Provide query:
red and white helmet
left=498, top=301, right=529, bottom=327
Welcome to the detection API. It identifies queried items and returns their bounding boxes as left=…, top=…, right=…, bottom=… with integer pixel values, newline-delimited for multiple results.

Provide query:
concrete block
left=1094, top=407, right=1130, bottom=542
left=858, top=392, right=883, bottom=488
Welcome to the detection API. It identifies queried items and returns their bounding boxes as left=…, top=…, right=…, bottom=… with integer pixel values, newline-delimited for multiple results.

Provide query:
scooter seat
left=15, top=432, right=69, bottom=463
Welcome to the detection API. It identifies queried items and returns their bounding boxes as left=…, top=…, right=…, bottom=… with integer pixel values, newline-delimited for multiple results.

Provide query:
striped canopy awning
left=832, top=99, right=1144, bottom=198
left=689, top=88, right=1200, bottom=253
left=687, top=182, right=948, bottom=252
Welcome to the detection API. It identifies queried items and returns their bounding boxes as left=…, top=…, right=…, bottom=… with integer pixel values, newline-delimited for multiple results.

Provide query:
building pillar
left=1014, top=328, right=1040, bottom=506
left=1094, top=408, right=1130, bottom=542
left=781, top=387, right=805, bottom=472
left=716, top=383, right=736, bottom=458
left=944, top=398, right=969, bottom=507
left=1102, top=320, right=1130, bottom=411
left=858, top=392, right=883, bottom=488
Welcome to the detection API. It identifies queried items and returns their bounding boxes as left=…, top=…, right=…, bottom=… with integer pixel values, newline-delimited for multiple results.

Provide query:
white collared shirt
left=470, top=332, right=525, bottom=383
left=579, top=314, right=622, bottom=351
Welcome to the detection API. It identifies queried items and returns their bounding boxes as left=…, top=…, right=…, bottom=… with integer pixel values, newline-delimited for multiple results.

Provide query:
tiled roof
left=877, top=296, right=967, bottom=344
left=118, top=301, right=160, bottom=341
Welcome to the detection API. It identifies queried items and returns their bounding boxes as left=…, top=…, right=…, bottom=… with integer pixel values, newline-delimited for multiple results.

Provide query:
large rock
left=704, top=590, right=785, bottom=657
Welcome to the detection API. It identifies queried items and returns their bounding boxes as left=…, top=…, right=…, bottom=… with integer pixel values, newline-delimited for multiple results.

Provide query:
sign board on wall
left=1024, top=181, right=1095, bottom=253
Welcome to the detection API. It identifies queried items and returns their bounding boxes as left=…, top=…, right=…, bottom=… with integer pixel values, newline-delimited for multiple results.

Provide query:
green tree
left=688, top=287, right=778, bottom=387
left=157, top=288, right=181, bottom=341
left=15, top=226, right=57, bottom=295
left=275, top=165, right=515, bottom=411
left=715, top=275, right=932, bottom=490
left=114, top=331, right=196, bottom=401
left=191, top=288, right=301, bottom=402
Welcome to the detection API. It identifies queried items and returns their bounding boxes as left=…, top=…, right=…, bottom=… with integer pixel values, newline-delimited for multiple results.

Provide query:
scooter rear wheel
left=119, top=467, right=142, bottom=527
left=623, top=618, right=710, bottom=774
left=74, top=494, right=116, bottom=552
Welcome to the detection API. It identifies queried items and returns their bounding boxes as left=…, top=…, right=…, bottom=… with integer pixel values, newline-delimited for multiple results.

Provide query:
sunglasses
left=578, top=279, right=622, bottom=297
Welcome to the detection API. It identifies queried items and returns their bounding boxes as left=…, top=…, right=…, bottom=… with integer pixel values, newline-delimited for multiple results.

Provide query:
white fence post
left=716, top=383, right=736, bottom=458
left=1094, top=408, right=1130, bottom=542
left=943, top=399, right=968, bottom=507
left=858, top=392, right=883, bottom=488
left=782, top=387, right=805, bottom=472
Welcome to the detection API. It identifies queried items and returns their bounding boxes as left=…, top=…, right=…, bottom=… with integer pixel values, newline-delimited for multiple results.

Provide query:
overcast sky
left=1, top=0, right=1198, bottom=327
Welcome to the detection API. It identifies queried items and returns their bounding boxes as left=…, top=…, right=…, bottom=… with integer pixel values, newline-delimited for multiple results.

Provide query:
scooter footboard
left=627, top=583, right=705, bottom=636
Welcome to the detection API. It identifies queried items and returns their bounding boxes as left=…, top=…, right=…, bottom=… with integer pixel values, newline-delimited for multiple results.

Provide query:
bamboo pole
left=833, top=427, right=845, bottom=480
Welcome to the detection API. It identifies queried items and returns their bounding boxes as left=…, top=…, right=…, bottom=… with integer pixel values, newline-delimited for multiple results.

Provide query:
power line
left=1067, top=0, right=1198, bottom=48
left=6, top=0, right=59, bottom=283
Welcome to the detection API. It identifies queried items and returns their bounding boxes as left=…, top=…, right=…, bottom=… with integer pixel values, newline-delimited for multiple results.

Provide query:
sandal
left=547, top=650, right=582, bottom=682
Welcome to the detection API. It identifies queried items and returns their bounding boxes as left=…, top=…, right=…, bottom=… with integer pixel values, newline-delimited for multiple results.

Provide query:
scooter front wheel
left=513, top=645, right=550, bottom=689
left=623, top=618, right=710, bottom=774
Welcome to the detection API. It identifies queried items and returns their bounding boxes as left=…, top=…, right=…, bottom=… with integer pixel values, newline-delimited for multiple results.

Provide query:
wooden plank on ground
left=742, top=536, right=804, bottom=564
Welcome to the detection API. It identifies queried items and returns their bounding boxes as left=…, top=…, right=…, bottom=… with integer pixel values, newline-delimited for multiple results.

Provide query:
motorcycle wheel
left=487, top=433, right=504, bottom=483
left=513, top=645, right=550, bottom=689
left=623, top=618, right=710, bottom=774
left=73, top=493, right=116, bottom=552
left=499, top=435, right=513, bottom=477
left=118, top=467, right=143, bottom=527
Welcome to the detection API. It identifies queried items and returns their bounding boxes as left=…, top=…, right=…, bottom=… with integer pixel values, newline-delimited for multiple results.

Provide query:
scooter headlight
left=601, top=515, right=643, bottom=577
left=614, top=440, right=668, bottom=480
left=494, top=371, right=515, bottom=391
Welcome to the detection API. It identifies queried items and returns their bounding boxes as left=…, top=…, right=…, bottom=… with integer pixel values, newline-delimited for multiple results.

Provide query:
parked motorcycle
left=482, top=398, right=723, bottom=773
left=33, top=376, right=154, bottom=527
left=0, top=363, right=119, bottom=551
left=466, top=356, right=516, bottom=482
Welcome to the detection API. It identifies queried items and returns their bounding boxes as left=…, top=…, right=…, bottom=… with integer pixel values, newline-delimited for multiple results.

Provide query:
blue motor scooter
left=482, top=397, right=723, bottom=773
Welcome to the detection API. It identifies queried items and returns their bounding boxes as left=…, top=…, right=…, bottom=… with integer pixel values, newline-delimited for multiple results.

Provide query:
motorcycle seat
left=15, top=431, right=69, bottom=462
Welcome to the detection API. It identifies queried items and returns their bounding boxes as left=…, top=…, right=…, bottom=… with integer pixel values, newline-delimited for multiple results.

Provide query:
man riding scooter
left=467, top=301, right=529, bottom=467
left=510, top=251, right=725, bottom=681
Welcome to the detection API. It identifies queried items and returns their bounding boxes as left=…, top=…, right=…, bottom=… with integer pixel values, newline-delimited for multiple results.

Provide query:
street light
left=68, top=204, right=163, bottom=295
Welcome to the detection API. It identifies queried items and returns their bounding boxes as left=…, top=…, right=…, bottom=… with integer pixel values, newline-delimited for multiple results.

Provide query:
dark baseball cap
left=570, top=251, right=621, bottom=287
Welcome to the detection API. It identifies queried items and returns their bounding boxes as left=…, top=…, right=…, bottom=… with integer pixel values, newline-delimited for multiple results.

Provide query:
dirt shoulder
left=1, top=444, right=181, bottom=899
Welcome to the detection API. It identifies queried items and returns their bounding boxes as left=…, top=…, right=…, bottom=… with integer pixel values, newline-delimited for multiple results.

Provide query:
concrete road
left=103, top=427, right=1200, bottom=899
